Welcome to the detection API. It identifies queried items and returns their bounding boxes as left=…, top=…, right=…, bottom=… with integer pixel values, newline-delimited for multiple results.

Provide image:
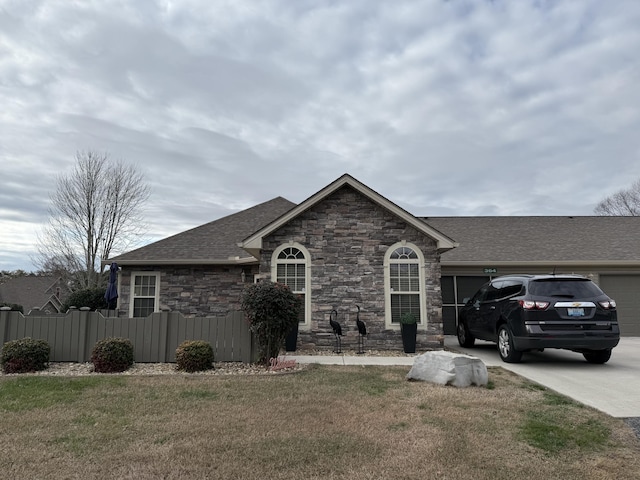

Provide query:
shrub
left=1, top=337, right=50, bottom=374
left=175, top=340, right=214, bottom=373
left=240, top=281, right=302, bottom=365
left=62, top=288, right=108, bottom=312
left=91, top=337, right=134, bottom=373
left=0, top=302, right=24, bottom=313
left=399, top=312, right=418, bottom=325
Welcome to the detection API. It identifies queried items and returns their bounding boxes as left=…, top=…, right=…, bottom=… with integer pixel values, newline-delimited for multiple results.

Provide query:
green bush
left=62, top=288, right=108, bottom=312
left=399, top=312, right=418, bottom=325
left=0, top=302, right=24, bottom=313
left=175, top=340, right=214, bottom=372
left=240, top=281, right=302, bottom=365
left=1, top=337, right=50, bottom=374
left=91, top=337, right=134, bottom=373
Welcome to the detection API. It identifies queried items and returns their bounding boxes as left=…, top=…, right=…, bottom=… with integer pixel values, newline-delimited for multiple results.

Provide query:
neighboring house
left=108, top=174, right=458, bottom=350
left=107, top=174, right=640, bottom=349
left=426, top=216, right=640, bottom=337
left=0, top=275, right=68, bottom=313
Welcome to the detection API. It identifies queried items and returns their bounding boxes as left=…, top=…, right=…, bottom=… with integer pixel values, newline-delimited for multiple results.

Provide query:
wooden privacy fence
left=0, top=308, right=256, bottom=363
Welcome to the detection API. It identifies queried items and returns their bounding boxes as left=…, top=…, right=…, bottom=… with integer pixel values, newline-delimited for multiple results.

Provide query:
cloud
left=1, top=0, right=639, bottom=271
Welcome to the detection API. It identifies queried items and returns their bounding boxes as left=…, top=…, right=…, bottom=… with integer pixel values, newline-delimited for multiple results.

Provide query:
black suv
left=457, top=274, right=620, bottom=363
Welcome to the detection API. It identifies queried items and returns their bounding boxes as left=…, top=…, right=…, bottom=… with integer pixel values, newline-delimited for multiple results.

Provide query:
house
left=0, top=275, right=68, bottom=313
left=107, top=174, right=640, bottom=348
left=108, top=174, right=458, bottom=350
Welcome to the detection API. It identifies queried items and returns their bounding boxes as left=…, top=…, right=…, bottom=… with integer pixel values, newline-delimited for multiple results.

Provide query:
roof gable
left=240, top=174, right=458, bottom=258
left=109, top=197, right=296, bottom=265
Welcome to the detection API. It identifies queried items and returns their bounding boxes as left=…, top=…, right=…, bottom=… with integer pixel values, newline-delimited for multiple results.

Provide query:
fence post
left=159, top=307, right=171, bottom=363
left=77, top=307, right=91, bottom=363
left=0, top=306, right=11, bottom=347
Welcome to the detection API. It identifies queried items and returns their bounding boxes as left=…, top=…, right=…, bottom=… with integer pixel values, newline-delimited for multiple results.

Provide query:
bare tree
left=36, top=151, right=150, bottom=289
left=594, top=179, right=640, bottom=216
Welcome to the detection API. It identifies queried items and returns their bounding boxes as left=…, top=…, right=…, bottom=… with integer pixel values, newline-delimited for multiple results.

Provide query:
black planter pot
left=285, top=322, right=299, bottom=352
left=401, top=323, right=417, bottom=354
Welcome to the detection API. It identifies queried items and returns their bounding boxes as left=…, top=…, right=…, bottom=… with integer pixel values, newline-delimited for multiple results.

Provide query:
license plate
left=567, top=308, right=585, bottom=317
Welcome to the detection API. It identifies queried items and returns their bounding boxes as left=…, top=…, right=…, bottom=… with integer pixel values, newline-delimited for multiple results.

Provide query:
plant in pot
left=284, top=294, right=305, bottom=352
left=399, top=312, right=418, bottom=354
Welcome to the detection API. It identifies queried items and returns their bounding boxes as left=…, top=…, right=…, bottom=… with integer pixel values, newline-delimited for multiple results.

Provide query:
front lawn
left=1, top=365, right=638, bottom=479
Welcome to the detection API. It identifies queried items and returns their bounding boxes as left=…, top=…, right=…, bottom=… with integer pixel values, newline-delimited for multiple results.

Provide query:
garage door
left=441, top=276, right=490, bottom=335
left=599, top=275, right=640, bottom=336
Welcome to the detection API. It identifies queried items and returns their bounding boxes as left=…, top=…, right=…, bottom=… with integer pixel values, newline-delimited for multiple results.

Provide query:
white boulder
left=406, top=350, right=488, bottom=387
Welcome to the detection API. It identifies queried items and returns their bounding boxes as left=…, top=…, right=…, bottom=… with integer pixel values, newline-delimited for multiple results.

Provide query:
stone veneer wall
left=118, top=265, right=259, bottom=317
left=260, top=185, right=444, bottom=351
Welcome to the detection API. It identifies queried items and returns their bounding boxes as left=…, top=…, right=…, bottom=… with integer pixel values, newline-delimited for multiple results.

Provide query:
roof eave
left=442, top=260, right=640, bottom=267
left=437, top=241, right=460, bottom=254
left=104, top=257, right=259, bottom=267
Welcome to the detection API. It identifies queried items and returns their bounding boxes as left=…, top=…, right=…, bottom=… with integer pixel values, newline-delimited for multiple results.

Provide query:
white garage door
left=599, top=275, right=640, bottom=337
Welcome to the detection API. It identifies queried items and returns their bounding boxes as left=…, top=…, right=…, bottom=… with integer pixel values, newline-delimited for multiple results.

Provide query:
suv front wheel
left=497, top=325, right=523, bottom=363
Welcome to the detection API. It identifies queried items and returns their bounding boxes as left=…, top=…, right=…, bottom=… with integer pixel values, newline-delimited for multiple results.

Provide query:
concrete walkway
left=284, top=336, right=640, bottom=418
left=283, top=353, right=416, bottom=366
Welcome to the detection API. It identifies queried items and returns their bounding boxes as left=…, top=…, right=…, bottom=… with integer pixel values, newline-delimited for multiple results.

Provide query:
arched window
left=272, top=244, right=310, bottom=328
left=384, top=243, right=426, bottom=327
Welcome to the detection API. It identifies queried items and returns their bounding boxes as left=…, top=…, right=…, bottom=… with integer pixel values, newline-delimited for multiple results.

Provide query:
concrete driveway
left=445, top=336, right=640, bottom=418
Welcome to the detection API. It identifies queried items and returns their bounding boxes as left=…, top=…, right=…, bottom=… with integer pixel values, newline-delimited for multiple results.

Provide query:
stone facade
left=260, top=185, right=444, bottom=351
left=116, top=184, right=445, bottom=351
left=118, top=265, right=259, bottom=317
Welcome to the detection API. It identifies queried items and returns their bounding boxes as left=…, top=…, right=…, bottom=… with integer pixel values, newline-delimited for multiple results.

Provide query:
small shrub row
left=1, top=337, right=50, bottom=374
left=2, top=337, right=216, bottom=374
left=0, top=337, right=134, bottom=375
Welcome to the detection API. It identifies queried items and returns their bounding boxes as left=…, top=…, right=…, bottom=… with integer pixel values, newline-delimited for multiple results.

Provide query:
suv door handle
left=489, top=306, right=496, bottom=310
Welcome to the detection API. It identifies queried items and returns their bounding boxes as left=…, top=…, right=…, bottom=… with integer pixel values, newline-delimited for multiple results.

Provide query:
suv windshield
left=528, top=279, right=604, bottom=298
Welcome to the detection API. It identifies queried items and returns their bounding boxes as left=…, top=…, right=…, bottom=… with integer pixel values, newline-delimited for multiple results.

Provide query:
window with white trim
left=272, top=244, right=310, bottom=327
left=130, top=272, right=160, bottom=318
left=276, top=247, right=306, bottom=291
left=385, top=243, right=426, bottom=326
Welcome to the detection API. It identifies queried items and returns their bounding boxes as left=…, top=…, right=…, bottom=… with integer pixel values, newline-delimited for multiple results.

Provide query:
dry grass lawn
left=1, top=365, right=639, bottom=479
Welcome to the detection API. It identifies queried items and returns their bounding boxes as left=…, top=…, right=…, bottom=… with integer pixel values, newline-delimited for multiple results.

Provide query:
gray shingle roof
left=0, top=275, right=66, bottom=312
left=109, top=197, right=296, bottom=264
left=109, top=190, right=640, bottom=267
left=423, top=216, right=640, bottom=264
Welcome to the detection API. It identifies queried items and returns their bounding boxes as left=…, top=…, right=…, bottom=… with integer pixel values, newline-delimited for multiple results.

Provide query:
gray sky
left=2, top=0, right=639, bottom=272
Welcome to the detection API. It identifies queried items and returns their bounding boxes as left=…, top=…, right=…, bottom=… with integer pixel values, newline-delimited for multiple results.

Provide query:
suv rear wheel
left=583, top=349, right=612, bottom=364
left=457, top=321, right=475, bottom=348
left=497, top=325, right=522, bottom=363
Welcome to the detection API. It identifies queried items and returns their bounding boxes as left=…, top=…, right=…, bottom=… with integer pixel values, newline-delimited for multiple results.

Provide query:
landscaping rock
left=406, top=351, right=488, bottom=387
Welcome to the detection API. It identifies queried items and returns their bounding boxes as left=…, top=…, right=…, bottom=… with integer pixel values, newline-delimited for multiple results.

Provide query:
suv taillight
left=598, top=300, right=617, bottom=309
left=519, top=300, right=549, bottom=310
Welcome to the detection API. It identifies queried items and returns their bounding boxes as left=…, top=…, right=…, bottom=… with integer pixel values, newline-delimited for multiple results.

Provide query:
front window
left=130, top=273, right=159, bottom=317
left=276, top=247, right=306, bottom=292
left=385, top=243, right=426, bottom=327
left=272, top=244, right=310, bottom=327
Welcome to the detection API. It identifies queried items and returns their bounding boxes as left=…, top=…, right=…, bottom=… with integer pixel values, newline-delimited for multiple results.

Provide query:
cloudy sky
left=2, top=0, right=639, bottom=272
